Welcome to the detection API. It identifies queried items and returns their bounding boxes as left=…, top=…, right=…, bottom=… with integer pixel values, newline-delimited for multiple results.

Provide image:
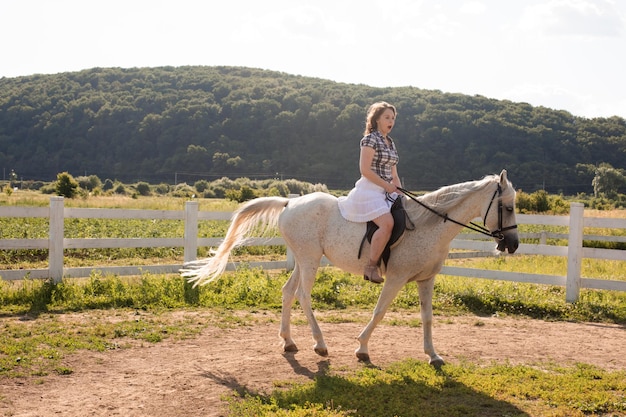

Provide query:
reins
left=397, top=185, right=517, bottom=241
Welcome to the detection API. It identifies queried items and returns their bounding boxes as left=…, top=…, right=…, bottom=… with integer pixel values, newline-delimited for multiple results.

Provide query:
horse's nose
left=508, top=238, right=519, bottom=254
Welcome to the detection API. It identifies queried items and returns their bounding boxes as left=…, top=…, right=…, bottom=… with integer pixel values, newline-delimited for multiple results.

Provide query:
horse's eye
left=506, top=207, right=514, bottom=212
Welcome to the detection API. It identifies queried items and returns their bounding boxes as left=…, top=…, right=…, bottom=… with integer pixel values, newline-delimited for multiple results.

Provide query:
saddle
left=357, top=196, right=414, bottom=268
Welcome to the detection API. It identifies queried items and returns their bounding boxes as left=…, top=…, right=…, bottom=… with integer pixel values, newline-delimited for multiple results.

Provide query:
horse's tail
left=181, top=196, right=289, bottom=286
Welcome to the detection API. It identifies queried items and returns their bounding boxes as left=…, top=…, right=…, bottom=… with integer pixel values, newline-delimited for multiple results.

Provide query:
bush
left=202, top=188, right=216, bottom=198
left=114, top=183, right=127, bottom=195
left=531, top=190, right=550, bottom=212
left=171, top=183, right=195, bottom=198
left=516, top=189, right=561, bottom=213
left=75, top=175, right=102, bottom=191
left=103, top=179, right=114, bottom=191
left=225, top=186, right=256, bottom=202
left=194, top=180, right=209, bottom=193
left=40, top=183, right=56, bottom=194
left=29, top=181, right=46, bottom=190
left=154, top=183, right=170, bottom=195
left=135, top=182, right=151, bottom=196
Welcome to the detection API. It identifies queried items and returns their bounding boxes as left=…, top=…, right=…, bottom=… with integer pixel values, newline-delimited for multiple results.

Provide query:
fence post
left=184, top=201, right=198, bottom=264
left=49, top=196, right=64, bottom=283
left=566, top=202, right=584, bottom=303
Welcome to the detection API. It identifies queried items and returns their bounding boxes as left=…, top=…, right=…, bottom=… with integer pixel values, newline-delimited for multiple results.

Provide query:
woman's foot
left=364, top=264, right=384, bottom=284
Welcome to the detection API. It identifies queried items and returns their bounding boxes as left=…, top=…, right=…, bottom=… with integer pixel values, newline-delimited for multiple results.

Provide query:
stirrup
left=364, top=264, right=384, bottom=284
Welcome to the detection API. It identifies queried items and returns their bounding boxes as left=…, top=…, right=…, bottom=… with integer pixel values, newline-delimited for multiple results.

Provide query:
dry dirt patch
left=1, top=310, right=624, bottom=417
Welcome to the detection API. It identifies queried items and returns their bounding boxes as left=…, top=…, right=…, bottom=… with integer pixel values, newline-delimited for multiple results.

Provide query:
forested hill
left=1, top=66, right=625, bottom=193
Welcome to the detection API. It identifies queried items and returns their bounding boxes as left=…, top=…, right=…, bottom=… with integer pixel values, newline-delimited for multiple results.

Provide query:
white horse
left=182, top=170, right=519, bottom=366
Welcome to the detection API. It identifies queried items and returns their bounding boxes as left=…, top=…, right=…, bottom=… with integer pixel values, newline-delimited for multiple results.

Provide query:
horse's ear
left=499, top=169, right=508, bottom=186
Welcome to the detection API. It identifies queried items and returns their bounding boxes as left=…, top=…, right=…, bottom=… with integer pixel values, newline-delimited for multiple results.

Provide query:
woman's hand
left=385, top=183, right=397, bottom=194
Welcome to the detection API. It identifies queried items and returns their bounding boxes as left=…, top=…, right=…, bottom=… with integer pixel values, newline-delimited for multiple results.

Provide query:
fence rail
left=1, top=197, right=625, bottom=302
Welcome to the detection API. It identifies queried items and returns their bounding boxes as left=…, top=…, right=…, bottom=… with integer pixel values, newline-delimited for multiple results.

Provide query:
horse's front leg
left=280, top=265, right=300, bottom=352
left=418, top=277, right=444, bottom=367
left=356, top=278, right=405, bottom=362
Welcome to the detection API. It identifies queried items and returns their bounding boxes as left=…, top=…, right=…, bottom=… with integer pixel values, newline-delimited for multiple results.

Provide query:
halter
left=397, top=184, right=518, bottom=241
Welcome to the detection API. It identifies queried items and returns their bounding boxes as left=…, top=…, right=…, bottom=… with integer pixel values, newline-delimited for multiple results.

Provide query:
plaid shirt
left=360, top=131, right=399, bottom=182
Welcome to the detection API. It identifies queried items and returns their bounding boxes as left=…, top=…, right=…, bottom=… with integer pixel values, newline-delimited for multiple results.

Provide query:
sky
left=2, top=0, right=625, bottom=119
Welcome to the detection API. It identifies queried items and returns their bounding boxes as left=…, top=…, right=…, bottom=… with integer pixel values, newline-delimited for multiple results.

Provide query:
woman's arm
left=390, top=165, right=402, bottom=188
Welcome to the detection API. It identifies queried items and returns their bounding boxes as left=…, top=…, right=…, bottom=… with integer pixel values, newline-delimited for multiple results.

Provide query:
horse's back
left=279, top=192, right=338, bottom=230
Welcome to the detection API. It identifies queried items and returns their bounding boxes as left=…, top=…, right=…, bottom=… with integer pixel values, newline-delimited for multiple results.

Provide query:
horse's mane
left=409, top=174, right=505, bottom=226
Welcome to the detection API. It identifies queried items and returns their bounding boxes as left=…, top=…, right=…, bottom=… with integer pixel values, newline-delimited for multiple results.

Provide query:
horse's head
left=483, top=170, right=519, bottom=254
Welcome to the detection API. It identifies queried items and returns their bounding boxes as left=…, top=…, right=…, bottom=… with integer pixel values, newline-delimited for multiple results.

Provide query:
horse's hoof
left=429, top=357, right=445, bottom=369
left=314, top=347, right=328, bottom=357
left=284, top=343, right=298, bottom=353
left=356, top=352, right=370, bottom=362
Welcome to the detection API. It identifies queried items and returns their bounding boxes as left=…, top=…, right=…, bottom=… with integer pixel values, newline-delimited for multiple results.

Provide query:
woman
left=338, top=101, right=402, bottom=284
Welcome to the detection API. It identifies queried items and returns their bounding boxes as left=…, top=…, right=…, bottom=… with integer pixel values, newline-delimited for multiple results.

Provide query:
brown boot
left=364, top=264, right=384, bottom=284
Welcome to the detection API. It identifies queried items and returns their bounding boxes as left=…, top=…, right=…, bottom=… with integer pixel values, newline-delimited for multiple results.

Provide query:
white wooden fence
left=1, top=198, right=624, bottom=302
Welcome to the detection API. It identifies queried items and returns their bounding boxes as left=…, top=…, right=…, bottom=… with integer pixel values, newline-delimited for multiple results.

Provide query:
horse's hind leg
left=418, top=277, right=444, bottom=367
left=280, top=264, right=300, bottom=352
left=296, top=261, right=328, bottom=356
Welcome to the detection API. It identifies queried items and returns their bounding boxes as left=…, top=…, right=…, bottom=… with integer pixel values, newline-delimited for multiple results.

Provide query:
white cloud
left=519, top=0, right=624, bottom=39
left=459, top=1, right=487, bottom=15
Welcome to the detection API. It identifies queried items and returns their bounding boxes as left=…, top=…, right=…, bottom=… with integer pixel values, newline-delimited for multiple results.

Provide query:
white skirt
left=338, top=177, right=396, bottom=222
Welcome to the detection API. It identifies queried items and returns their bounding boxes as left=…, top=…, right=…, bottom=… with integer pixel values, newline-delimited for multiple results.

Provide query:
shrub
left=29, top=181, right=46, bottom=190
left=40, top=183, right=56, bottom=194
left=103, top=179, right=114, bottom=191
left=171, top=183, right=195, bottom=198
left=114, top=183, right=127, bottom=195
left=75, top=175, right=102, bottom=191
left=135, top=182, right=151, bottom=196
left=531, top=190, right=550, bottom=212
left=239, top=186, right=256, bottom=202
left=208, top=185, right=227, bottom=198
left=515, top=190, right=532, bottom=213
left=154, top=183, right=170, bottom=195
left=225, top=187, right=255, bottom=202
left=202, top=188, right=216, bottom=198
left=194, top=180, right=209, bottom=193
left=516, top=189, right=561, bottom=213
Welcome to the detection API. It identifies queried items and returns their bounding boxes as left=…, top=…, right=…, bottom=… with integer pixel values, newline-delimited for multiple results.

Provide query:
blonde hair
left=364, top=101, right=397, bottom=135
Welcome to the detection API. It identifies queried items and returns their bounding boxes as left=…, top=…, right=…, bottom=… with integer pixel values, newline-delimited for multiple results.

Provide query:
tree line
left=1, top=66, right=625, bottom=194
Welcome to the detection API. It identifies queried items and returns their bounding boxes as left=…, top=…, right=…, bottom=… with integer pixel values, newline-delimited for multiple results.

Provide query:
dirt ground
left=1, top=310, right=625, bottom=417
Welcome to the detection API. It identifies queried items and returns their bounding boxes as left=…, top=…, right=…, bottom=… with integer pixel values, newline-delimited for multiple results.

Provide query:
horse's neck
left=448, top=185, right=487, bottom=224
left=431, top=182, right=490, bottom=241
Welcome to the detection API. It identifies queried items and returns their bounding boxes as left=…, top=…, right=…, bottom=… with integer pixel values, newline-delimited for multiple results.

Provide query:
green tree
left=55, top=172, right=79, bottom=198
left=592, top=164, right=626, bottom=198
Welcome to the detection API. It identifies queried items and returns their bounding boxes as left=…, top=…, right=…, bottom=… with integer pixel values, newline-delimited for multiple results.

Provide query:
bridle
left=397, top=184, right=518, bottom=241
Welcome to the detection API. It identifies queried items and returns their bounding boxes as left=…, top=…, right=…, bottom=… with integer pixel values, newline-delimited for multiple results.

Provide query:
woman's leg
left=364, top=212, right=393, bottom=283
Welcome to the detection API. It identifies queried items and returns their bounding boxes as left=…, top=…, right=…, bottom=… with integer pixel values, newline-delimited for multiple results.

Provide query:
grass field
left=1, top=270, right=625, bottom=416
